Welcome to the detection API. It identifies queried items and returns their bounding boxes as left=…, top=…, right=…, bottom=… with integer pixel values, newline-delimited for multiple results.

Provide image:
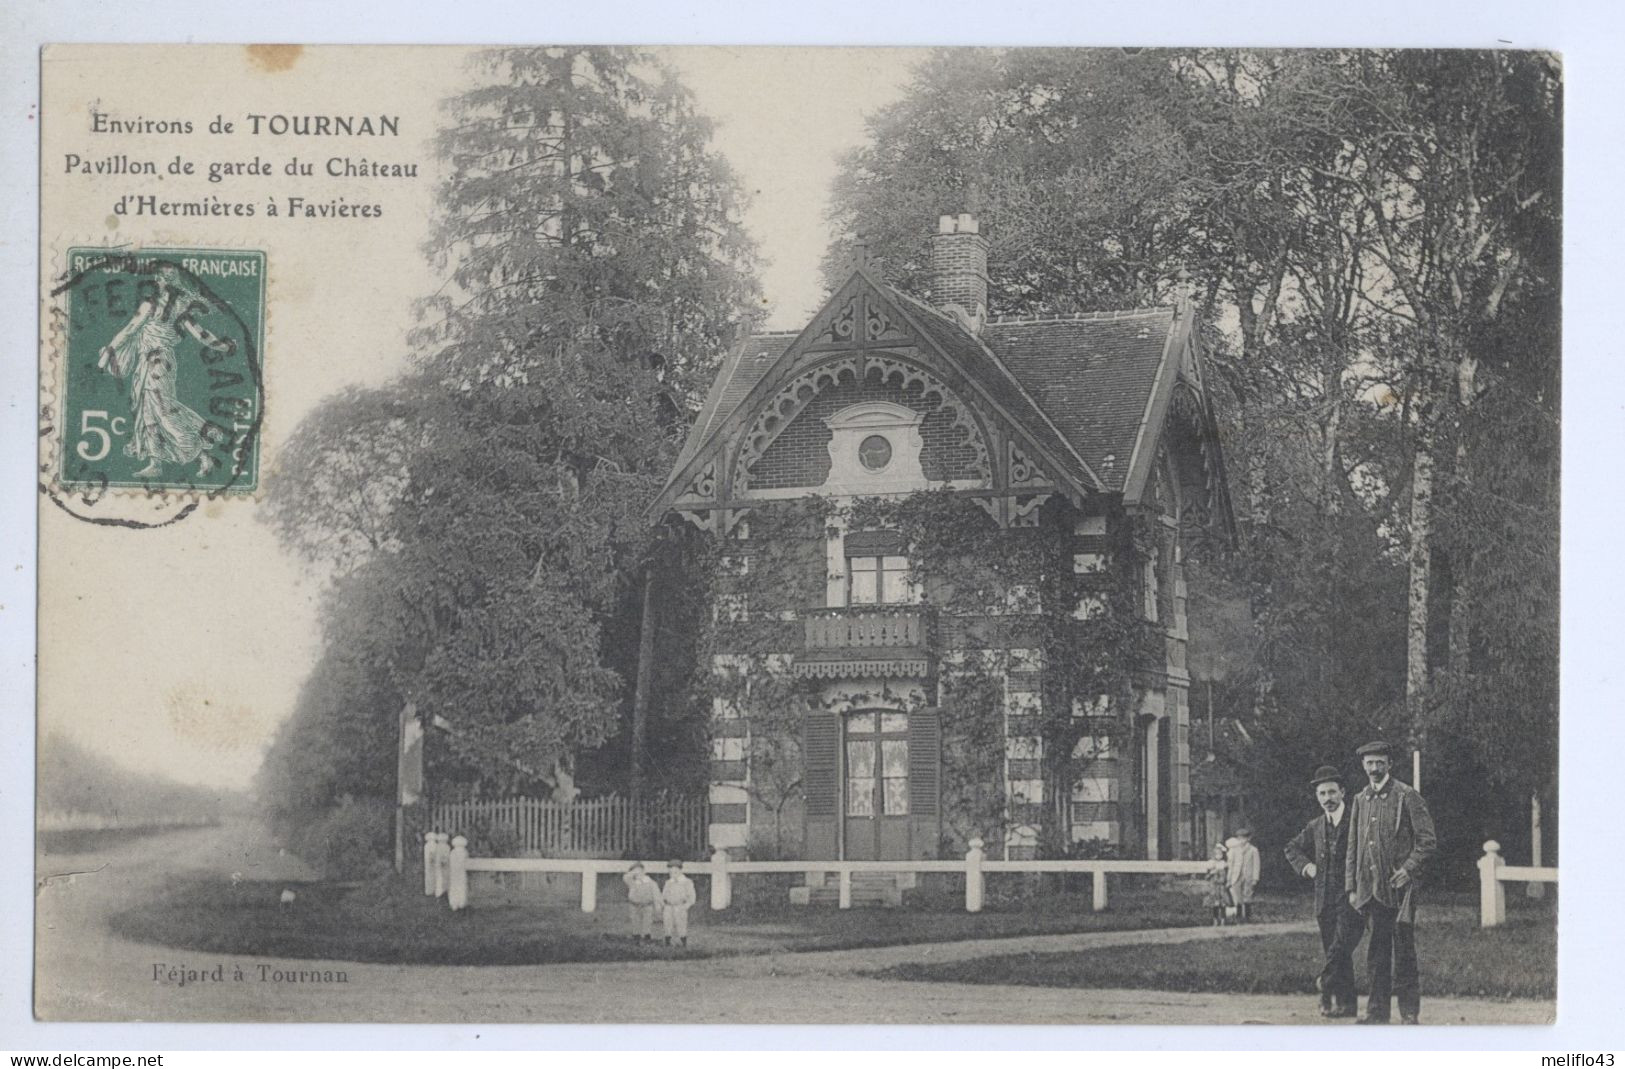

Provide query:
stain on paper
left=246, top=45, right=303, bottom=73
left=167, top=682, right=267, bottom=751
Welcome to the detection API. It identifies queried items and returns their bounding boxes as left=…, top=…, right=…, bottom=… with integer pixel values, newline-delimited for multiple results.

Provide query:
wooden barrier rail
left=425, top=832, right=1212, bottom=914
left=427, top=794, right=705, bottom=857
left=1477, top=840, right=1558, bottom=928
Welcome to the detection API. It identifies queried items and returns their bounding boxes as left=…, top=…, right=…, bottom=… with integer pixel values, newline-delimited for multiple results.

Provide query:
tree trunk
left=1242, top=416, right=1276, bottom=722
left=1321, top=389, right=1343, bottom=517
left=1447, top=458, right=1473, bottom=678
left=1406, top=375, right=1437, bottom=751
left=629, top=566, right=657, bottom=816
left=559, top=52, right=576, bottom=247
left=1526, top=792, right=1546, bottom=898
left=1448, top=353, right=1478, bottom=677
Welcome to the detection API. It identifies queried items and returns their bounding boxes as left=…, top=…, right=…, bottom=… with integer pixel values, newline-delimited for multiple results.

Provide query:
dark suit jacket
left=1284, top=809, right=1352, bottom=916
left=1345, top=777, right=1436, bottom=922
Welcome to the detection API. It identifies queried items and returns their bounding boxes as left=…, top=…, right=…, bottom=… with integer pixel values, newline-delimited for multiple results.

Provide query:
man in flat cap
left=1345, top=740, right=1437, bottom=1024
left=1285, top=764, right=1364, bottom=1018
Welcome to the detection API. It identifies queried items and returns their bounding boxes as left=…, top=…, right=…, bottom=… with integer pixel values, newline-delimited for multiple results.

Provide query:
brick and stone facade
left=751, top=374, right=984, bottom=490
left=654, top=214, right=1233, bottom=863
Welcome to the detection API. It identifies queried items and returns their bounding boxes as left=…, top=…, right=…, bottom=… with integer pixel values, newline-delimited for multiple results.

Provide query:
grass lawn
left=875, top=904, right=1556, bottom=1000
left=110, top=873, right=1238, bottom=966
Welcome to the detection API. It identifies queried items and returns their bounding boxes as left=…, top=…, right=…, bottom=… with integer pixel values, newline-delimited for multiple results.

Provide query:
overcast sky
left=665, top=47, right=926, bottom=329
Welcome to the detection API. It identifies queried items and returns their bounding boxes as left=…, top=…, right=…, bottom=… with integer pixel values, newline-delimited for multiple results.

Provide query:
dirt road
left=34, top=822, right=1553, bottom=1025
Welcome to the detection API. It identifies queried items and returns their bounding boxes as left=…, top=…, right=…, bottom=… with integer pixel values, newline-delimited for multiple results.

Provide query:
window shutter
left=803, top=712, right=841, bottom=860
left=908, top=708, right=942, bottom=857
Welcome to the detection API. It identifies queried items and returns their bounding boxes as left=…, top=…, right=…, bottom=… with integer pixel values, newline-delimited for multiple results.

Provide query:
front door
left=843, top=710, right=911, bottom=860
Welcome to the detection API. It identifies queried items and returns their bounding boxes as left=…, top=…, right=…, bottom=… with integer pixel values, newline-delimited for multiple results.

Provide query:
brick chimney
left=930, top=213, right=989, bottom=333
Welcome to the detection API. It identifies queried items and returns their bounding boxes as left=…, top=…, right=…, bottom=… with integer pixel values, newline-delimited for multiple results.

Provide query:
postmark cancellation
left=49, top=246, right=265, bottom=499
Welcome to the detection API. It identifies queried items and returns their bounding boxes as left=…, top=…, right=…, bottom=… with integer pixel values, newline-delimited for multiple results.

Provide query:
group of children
left=1204, top=827, right=1262, bottom=925
left=621, top=860, right=697, bottom=946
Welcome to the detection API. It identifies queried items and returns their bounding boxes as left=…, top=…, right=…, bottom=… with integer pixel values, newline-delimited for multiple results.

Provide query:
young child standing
left=1226, top=827, right=1262, bottom=923
left=660, top=859, right=697, bottom=947
left=1204, top=841, right=1232, bottom=926
left=622, top=862, right=658, bottom=942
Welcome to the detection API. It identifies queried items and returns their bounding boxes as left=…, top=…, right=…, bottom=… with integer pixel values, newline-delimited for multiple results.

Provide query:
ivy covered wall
left=663, top=487, right=1191, bottom=861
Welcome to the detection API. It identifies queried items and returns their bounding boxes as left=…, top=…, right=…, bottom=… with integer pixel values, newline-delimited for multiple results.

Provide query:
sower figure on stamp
left=1285, top=764, right=1365, bottom=1018
left=97, top=264, right=235, bottom=478
left=1346, top=740, right=1437, bottom=1024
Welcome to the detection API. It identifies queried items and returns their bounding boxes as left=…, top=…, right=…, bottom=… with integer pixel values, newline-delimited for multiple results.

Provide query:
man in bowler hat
left=1345, top=740, right=1437, bottom=1024
left=1285, top=764, right=1364, bottom=1017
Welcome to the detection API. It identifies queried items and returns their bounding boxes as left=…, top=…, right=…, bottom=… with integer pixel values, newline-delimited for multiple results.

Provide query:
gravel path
left=700, top=917, right=1320, bottom=976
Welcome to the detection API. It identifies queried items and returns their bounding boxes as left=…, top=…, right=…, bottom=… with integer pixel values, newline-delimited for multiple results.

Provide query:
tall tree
left=826, top=49, right=1199, bottom=311
left=1280, top=50, right=1560, bottom=789
left=827, top=47, right=1559, bottom=870
left=262, top=46, right=760, bottom=818
left=419, top=47, right=759, bottom=390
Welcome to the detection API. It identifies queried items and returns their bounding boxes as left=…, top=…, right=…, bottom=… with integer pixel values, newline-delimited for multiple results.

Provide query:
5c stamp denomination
left=55, top=247, right=264, bottom=495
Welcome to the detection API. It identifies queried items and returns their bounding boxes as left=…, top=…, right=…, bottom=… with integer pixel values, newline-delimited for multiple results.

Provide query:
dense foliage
left=259, top=48, right=1558, bottom=883
left=680, top=493, right=1156, bottom=857
left=829, top=48, right=1560, bottom=876
left=259, top=47, right=760, bottom=854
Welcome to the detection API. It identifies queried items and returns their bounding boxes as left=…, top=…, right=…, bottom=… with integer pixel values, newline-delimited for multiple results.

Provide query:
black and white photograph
left=11, top=15, right=1600, bottom=1050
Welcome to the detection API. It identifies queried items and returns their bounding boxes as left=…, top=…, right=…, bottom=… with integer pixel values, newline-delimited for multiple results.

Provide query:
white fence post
left=580, top=865, right=598, bottom=913
left=710, top=846, right=731, bottom=911
left=965, top=837, right=985, bottom=913
left=439, top=832, right=453, bottom=897
left=433, top=833, right=450, bottom=898
left=423, top=832, right=437, bottom=896
left=1092, top=868, right=1109, bottom=912
left=448, top=835, right=468, bottom=911
left=1479, top=840, right=1507, bottom=928
left=838, top=867, right=852, bottom=910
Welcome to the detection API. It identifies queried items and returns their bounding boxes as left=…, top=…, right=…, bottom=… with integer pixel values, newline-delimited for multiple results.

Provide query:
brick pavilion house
left=649, top=213, right=1234, bottom=870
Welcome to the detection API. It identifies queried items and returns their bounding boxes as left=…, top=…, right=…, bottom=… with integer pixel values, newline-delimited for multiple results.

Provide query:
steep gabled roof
left=886, top=289, right=1105, bottom=494
left=671, top=331, right=797, bottom=473
left=983, top=307, right=1178, bottom=494
left=880, top=285, right=1105, bottom=495
left=656, top=269, right=1224, bottom=521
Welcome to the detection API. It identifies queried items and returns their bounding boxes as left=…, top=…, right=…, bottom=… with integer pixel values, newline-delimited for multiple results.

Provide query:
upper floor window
left=849, top=554, right=920, bottom=605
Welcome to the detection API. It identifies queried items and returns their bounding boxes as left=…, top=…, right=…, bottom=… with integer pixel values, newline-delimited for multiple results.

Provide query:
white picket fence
left=427, top=794, right=706, bottom=857
left=420, top=831, right=1210, bottom=913
left=1477, top=840, right=1558, bottom=927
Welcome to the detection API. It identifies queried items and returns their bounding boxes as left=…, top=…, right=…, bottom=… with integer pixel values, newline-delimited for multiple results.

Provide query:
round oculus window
left=858, top=434, right=893, bottom=471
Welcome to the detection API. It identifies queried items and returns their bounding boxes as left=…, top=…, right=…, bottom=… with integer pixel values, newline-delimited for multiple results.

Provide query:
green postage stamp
left=55, top=247, right=265, bottom=494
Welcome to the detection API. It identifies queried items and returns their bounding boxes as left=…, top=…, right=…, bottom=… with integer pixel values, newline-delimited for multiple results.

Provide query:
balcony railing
left=803, top=606, right=927, bottom=650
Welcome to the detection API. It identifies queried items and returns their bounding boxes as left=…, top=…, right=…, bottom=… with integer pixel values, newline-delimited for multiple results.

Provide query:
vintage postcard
left=34, top=43, right=1560, bottom=1027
